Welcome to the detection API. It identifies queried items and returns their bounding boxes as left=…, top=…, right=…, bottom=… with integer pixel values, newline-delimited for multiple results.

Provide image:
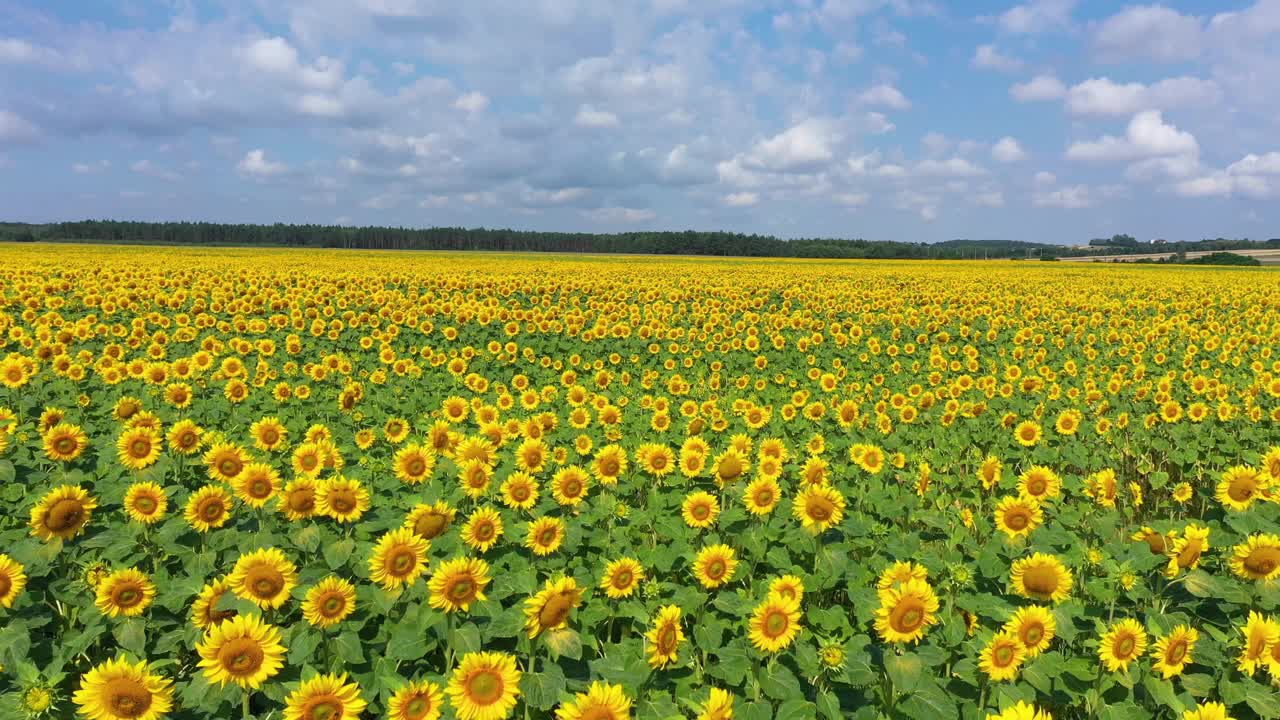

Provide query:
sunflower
left=388, top=680, right=445, bottom=720
left=1217, top=466, right=1266, bottom=511
left=877, top=561, right=929, bottom=592
left=462, top=508, right=504, bottom=553
left=406, top=501, right=457, bottom=541
left=394, top=444, right=437, bottom=485
left=711, top=449, right=750, bottom=487
left=43, top=423, right=89, bottom=462
left=203, top=442, right=248, bottom=483
left=1150, top=625, right=1197, bottom=679
left=191, top=576, right=236, bottom=630
left=443, top=652, right=520, bottom=720
left=638, top=444, right=676, bottom=477
left=1017, top=466, right=1061, bottom=502
left=993, top=496, right=1042, bottom=540
left=229, top=548, right=299, bottom=610
left=646, top=605, right=685, bottom=668
left=591, top=445, right=628, bottom=485
left=369, top=527, right=430, bottom=590
left=195, top=613, right=286, bottom=689
left=429, top=557, right=492, bottom=613
left=116, top=427, right=162, bottom=471
left=979, top=630, right=1025, bottom=681
left=499, top=473, right=539, bottom=510
left=233, top=463, right=281, bottom=508
left=1172, top=482, right=1194, bottom=504
left=1010, top=553, right=1072, bottom=603
left=682, top=491, right=720, bottom=529
left=278, top=478, right=319, bottom=521
left=874, top=578, right=939, bottom=644
left=1083, top=468, right=1118, bottom=508
left=986, top=701, right=1052, bottom=720
left=524, top=577, right=582, bottom=638
left=317, top=476, right=370, bottom=523
left=742, top=477, right=781, bottom=515
left=283, top=673, right=366, bottom=720
left=167, top=419, right=203, bottom=455
left=302, top=577, right=357, bottom=628
left=525, top=516, right=566, bottom=556
left=1230, top=534, right=1280, bottom=582
left=94, top=568, right=155, bottom=618
left=1004, top=605, right=1055, bottom=657
left=250, top=417, right=289, bottom=452
left=292, top=442, right=325, bottom=478
left=123, top=482, right=167, bottom=524
left=1166, top=525, right=1210, bottom=578
left=1098, top=618, right=1148, bottom=672
left=793, top=484, right=846, bottom=534
left=978, top=455, right=1003, bottom=490
left=1131, top=526, right=1175, bottom=555
left=72, top=656, right=173, bottom=720
left=693, top=544, right=738, bottom=589
left=0, top=553, right=28, bottom=609
left=1238, top=611, right=1280, bottom=675
left=30, top=484, right=98, bottom=541
left=748, top=593, right=802, bottom=654
left=600, top=558, right=644, bottom=599
left=769, top=575, right=805, bottom=603
left=696, top=688, right=734, bottom=720
left=1013, top=420, right=1042, bottom=447
left=458, top=460, right=494, bottom=499
left=555, top=682, right=631, bottom=720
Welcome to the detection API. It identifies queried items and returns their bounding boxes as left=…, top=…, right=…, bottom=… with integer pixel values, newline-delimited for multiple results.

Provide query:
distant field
left=1059, top=248, right=1280, bottom=265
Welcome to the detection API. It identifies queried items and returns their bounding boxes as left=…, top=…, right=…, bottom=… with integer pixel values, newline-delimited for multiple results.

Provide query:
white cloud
left=574, top=105, right=620, bottom=128
left=0, top=109, right=39, bottom=144
left=1066, top=76, right=1220, bottom=116
left=858, top=84, right=911, bottom=110
left=991, top=137, right=1027, bottom=163
left=583, top=206, right=656, bottom=223
left=236, top=149, right=288, bottom=177
left=999, top=0, right=1077, bottom=34
left=1227, top=152, right=1280, bottom=176
left=747, top=118, right=840, bottom=171
left=130, top=159, right=180, bottom=181
left=1173, top=150, right=1280, bottom=198
left=916, top=157, right=986, bottom=177
left=1066, top=110, right=1198, bottom=162
left=1010, top=75, right=1066, bottom=102
left=972, top=44, right=1023, bottom=72
left=833, top=191, right=870, bottom=207
left=1093, top=5, right=1203, bottom=63
left=724, top=191, right=759, bottom=207
left=453, top=92, right=489, bottom=113
left=972, top=191, right=1005, bottom=207
left=1033, top=171, right=1056, bottom=186
left=239, top=36, right=343, bottom=91
left=72, top=160, right=110, bottom=174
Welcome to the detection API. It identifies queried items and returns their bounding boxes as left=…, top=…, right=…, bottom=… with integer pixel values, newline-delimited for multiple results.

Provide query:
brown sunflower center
left=806, top=496, right=834, bottom=522
left=449, top=578, right=476, bottom=603
left=691, top=502, right=710, bottom=520
left=1005, top=509, right=1029, bottom=531
left=649, top=454, right=668, bottom=470
left=1229, top=476, right=1257, bottom=502
left=406, top=457, right=426, bottom=476
left=718, top=456, right=743, bottom=480
left=1176, top=542, right=1202, bottom=567
left=389, top=548, right=417, bottom=576
left=510, top=485, right=530, bottom=502
left=537, top=592, right=575, bottom=629
left=303, top=695, right=342, bottom=720
left=993, top=642, right=1016, bottom=666
left=1165, top=638, right=1187, bottom=664
left=288, top=488, right=316, bottom=513
left=763, top=609, right=789, bottom=637
left=1115, top=635, right=1135, bottom=658
left=218, top=638, right=265, bottom=676
left=261, top=429, right=279, bottom=445
left=105, top=676, right=153, bottom=719
left=245, top=566, right=285, bottom=599
left=130, top=439, right=151, bottom=457
left=112, top=581, right=144, bottom=608
left=705, top=559, right=726, bottom=580
left=248, top=478, right=272, bottom=499
left=656, top=624, right=678, bottom=655
left=415, top=513, right=448, bottom=539
left=328, top=489, right=356, bottom=513
left=1143, top=534, right=1167, bottom=554
left=600, top=458, right=619, bottom=476
left=46, top=498, right=86, bottom=531
left=54, top=436, right=77, bottom=454
left=134, top=496, right=157, bottom=514
left=404, top=695, right=432, bottom=720
left=1025, top=476, right=1047, bottom=496
left=1022, top=623, right=1043, bottom=646
left=1246, top=547, right=1280, bottom=576
left=218, top=457, right=243, bottom=477
left=198, top=497, right=226, bottom=522
left=611, top=570, right=632, bottom=589
left=890, top=598, right=925, bottom=633
left=300, top=454, right=319, bottom=472
left=561, top=478, right=582, bottom=498
left=754, top=487, right=775, bottom=506
left=1022, top=565, right=1060, bottom=596
left=320, top=592, right=347, bottom=617
left=466, top=669, right=504, bottom=705
left=473, top=522, right=495, bottom=541
left=537, top=527, right=558, bottom=546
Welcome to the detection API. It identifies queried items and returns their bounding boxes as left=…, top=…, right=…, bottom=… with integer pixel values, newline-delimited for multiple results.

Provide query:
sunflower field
left=1, top=244, right=1280, bottom=720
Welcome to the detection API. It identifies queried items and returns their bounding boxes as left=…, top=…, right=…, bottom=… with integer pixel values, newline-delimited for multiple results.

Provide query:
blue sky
left=2, top=0, right=1278, bottom=244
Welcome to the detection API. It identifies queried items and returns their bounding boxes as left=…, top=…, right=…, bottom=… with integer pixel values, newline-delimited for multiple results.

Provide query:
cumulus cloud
left=858, top=84, right=911, bottom=110
left=991, top=137, right=1026, bottom=163
left=237, top=149, right=288, bottom=177
left=1093, top=5, right=1203, bottom=63
left=1010, top=75, right=1065, bottom=102
left=971, top=44, right=1023, bottom=72
left=1065, top=76, right=1220, bottom=116
left=0, top=109, right=40, bottom=144
left=747, top=118, right=840, bottom=172
left=1066, top=110, right=1198, bottom=162
left=582, top=206, right=656, bottom=223
left=1174, top=151, right=1280, bottom=198
left=724, top=191, right=759, bottom=207
left=998, top=0, right=1077, bottom=34
left=574, top=105, right=620, bottom=128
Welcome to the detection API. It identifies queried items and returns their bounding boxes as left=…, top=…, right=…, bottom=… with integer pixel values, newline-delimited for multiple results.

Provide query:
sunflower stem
left=242, top=689, right=252, bottom=720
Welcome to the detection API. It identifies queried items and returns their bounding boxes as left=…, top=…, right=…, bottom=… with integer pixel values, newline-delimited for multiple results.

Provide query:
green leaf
left=816, top=690, right=842, bottom=720
left=1246, top=682, right=1280, bottom=719
left=0, top=459, right=14, bottom=484
left=761, top=664, right=802, bottom=701
left=543, top=628, right=582, bottom=661
left=113, top=619, right=147, bottom=658
left=386, top=627, right=428, bottom=661
left=776, top=699, right=818, bottom=719
left=323, top=538, right=355, bottom=570
left=885, top=652, right=923, bottom=693
left=900, top=681, right=958, bottom=720
left=332, top=630, right=365, bottom=664
left=521, top=663, right=567, bottom=711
